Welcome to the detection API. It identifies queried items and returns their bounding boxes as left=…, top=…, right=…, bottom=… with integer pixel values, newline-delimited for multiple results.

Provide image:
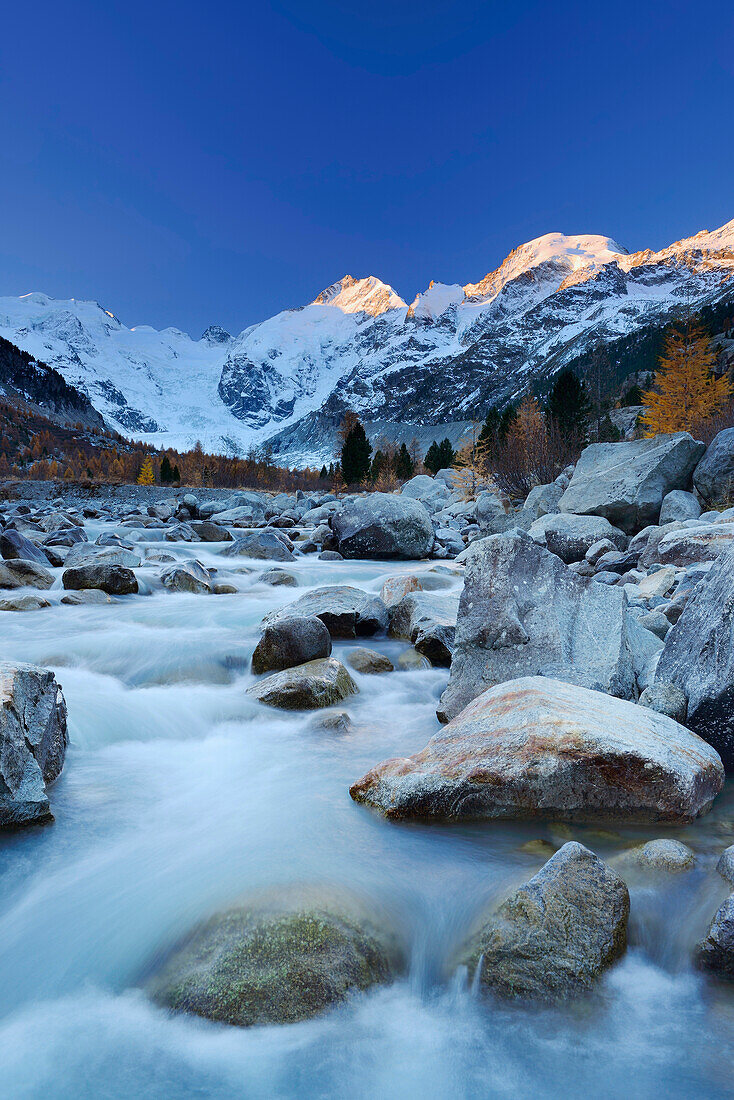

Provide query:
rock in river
left=262, top=585, right=388, bottom=639
left=697, top=895, right=734, bottom=979
left=146, top=886, right=404, bottom=1027
left=457, top=842, right=629, bottom=1001
left=351, top=676, right=724, bottom=823
left=0, top=663, right=68, bottom=827
left=160, top=560, right=213, bottom=594
left=388, top=591, right=459, bottom=666
left=62, top=564, right=138, bottom=595
left=252, top=616, right=332, bottom=674
left=345, top=647, right=394, bottom=674
left=247, top=657, right=358, bottom=709
left=331, top=493, right=434, bottom=560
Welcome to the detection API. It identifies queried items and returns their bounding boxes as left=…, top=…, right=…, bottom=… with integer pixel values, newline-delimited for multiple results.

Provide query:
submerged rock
left=0, top=663, right=68, bottom=827
left=259, top=568, right=298, bottom=587
left=351, top=676, right=724, bottom=823
left=613, top=838, right=696, bottom=874
left=697, top=895, right=734, bottom=979
left=146, top=886, right=404, bottom=1027
left=388, top=591, right=459, bottom=667
left=62, top=564, right=138, bottom=596
left=262, top=586, right=388, bottom=639
left=345, top=647, right=394, bottom=674
left=458, top=843, right=629, bottom=1001
left=247, top=657, right=358, bottom=709
left=252, top=616, right=332, bottom=674
left=396, top=647, right=431, bottom=670
left=160, top=560, right=213, bottom=594
left=0, top=594, right=51, bottom=612
left=331, top=493, right=434, bottom=560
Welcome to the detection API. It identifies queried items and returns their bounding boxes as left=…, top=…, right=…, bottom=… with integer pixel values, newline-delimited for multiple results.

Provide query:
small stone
left=397, top=647, right=431, bottom=670
left=613, top=838, right=696, bottom=873
left=213, top=583, right=237, bottom=595
left=247, top=657, right=358, bottom=710
left=345, top=647, right=394, bottom=674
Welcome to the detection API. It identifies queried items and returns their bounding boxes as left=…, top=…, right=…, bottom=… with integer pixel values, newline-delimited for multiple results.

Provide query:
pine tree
left=137, top=454, right=155, bottom=485
left=370, top=449, right=387, bottom=480
left=393, top=442, right=414, bottom=481
left=172, top=463, right=181, bottom=483
left=438, top=438, right=456, bottom=469
left=641, top=322, right=732, bottom=436
left=424, top=441, right=441, bottom=474
left=160, top=455, right=173, bottom=483
left=546, top=369, right=591, bottom=441
left=340, top=416, right=372, bottom=484
left=319, top=465, right=328, bottom=479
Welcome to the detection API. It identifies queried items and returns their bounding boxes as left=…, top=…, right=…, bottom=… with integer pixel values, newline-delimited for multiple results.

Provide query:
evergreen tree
left=437, top=437, right=456, bottom=469
left=370, top=449, right=386, bottom=480
left=160, top=454, right=173, bottom=483
left=319, top=464, right=328, bottom=479
left=620, top=382, right=643, bottom=407
left=393, top=442, right=414, bottom=481
left=424, top=441, right=442, bottom=474
left=641, top=322, right=732, bottom=435
left=172, top=463, right=181, bottom=483
left=546, top=369, right=591, bottom=441
left=137, top=454, right=155, bottom=485
left=340, top=416, right=372, bottom=484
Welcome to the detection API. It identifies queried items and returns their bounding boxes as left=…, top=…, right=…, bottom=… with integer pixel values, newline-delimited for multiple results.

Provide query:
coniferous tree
left=340, top=415, right=372, bottom=484
left=370, top=449, right=387, bottom=480
left=437, top=438, right=456, bottom=469
left=160, top=454, right=173, bottom=483
left=641, top=322, right=731, bottom=435
left=424, top=441, right=442, bottom=474
left=393, top=442, right=414, bottom=481
left=172, top=463, right=181, bottom=483
left=545, top=369, right=591, bottom=441
left=137, top=454, right=155, bottom=485
left=319, top=464, right=328, bottom=479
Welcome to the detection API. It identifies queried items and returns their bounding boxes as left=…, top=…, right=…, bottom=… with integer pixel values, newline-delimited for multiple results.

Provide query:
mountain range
left=1, top=219, right=733, bottom=465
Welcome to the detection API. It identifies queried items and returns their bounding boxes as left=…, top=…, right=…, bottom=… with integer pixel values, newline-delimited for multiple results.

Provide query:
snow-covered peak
left=464, top=232, right=628, bottom=301
left=312, top=275, right=406, bottom=316
left=201, top=324, right=232, bottom=345
left=621, top=217, right=734, bottom=272
left=407, top=281, right=464, bottom=321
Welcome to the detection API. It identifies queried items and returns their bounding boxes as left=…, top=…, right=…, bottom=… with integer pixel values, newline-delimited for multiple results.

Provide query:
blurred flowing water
left=0, top=535, right=733, bottom=1099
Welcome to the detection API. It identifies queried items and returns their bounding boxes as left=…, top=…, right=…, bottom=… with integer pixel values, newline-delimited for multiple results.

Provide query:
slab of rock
left=252, top=616, right=332, bottom=674
left=379, top=574, right=422, bottom=607
left=332, top=493, right=434, bottom=560
left=0, top=529, right=48, bottom=565
left=161, top=560, right=212, bottom=594
left=438, top=531, right=636, bottom=723
left=247, top=657, right=358, bottom=710
left=559, top=433, right=706, bottom=533
left=146, top=886, right=403, bottom=1026
left=62, top=564, right=138, bottom=596
left=0, top=595, right=51, bottom=612
left=0, top=663, right=68, bottom=827
left=222, top=531, right=295, bottom=562
left=530, top=513, right=627, bottom=563
left=188, top=520, right=233, bottom=542
left=693, top=427, right=734, bottom=504
left=655, top=542, right=734, bottom=769
left=654, top=524, right=734, bottom=566
left=65, top=544, right=142, bottom=569
left=345, top=647, right=394, bottom=674
left=388, top=591, right=459, bottom=666
left=259, top=568, right=297, bottom=587
left=696, top=895, right=734, bottom=978
left=0, top=559, right=54, bottom=590
left=351, top=676, right=724, bottom=823
left=457, top=842, right=629, bottom=1001
left=262, top=585, right=388, bottom=639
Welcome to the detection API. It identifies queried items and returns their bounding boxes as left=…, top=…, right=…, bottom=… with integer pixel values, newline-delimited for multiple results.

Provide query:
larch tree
left=137, top=454, right=155, bottom=485
left=641, top=322, right=732, bottom=436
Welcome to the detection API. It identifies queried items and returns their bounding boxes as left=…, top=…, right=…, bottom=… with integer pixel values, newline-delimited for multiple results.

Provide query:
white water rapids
left=0, top=528, right=733, bottom=1099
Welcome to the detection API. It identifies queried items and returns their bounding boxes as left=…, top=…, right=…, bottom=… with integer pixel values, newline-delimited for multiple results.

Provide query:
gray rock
left=614, top=838, right=695, bottom=874
left=585, top=538, right=617, bottom=564
left=635, top=610, right=671, bottom=640
left=252, top=616, right=332, bottom=674
left=379, top=574, right=422, bottom=607
left=697, top=895, right=734, bottom=978
left=62, top=564, right=138, bottom=596
left=188, top=520, right=233, bottom=542
left=160, top=560, right=213, bottom=594
left=559, top=433, right=706, bottom=533
left=522, top=482, right=564, bottom=519
left=262, top=586, right=389, bottom=639
left=332, top=493, right=434, bottom=560
left=437, top=531, right=637, bottom=723
left=345, top=647, right=394, bottom=674
left=457, top=842, right=629, bottom=1001
left=693, top=427, right=734, bottom=504
left=0, top=663, right=68, bottom=827
left=399, top=474, right=451, bottom=513
left=530, top=513, right=627, bottom=563
left=0, top=529, right=48, bottom=565
left=60, top=589, right=113, bottom=606
left=659, top=490, right=702, bottom=525
left=318, top=550, right=343, bottom=561
left=654, top=524, right=734, bottom=567
left=655, top=543, right=734, bottom=770
left=396, top=647, right=431, bottom=670
left=259, top=568, right=298, bottom=587
left=0, top=559, right=54, bottom=590
left=0, top=594, right=51, bottom=612
left=638, top=681, right=687, bottom=722
left=65, top=544, right=142, bottom=569
left=717, top=845, right=734, bottom=887
left=221, top=531, right=295, bottom=562
left=146, top=886, right=403, bottom=1026
left=351, top=676, right=723, bottom=823
left=388, top=591, right=460, bottom=667
left=246, top=657, right=358, bottom=710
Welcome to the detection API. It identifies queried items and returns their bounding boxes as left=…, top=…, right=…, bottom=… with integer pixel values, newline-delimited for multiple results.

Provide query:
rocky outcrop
left=559, top=433, right=705, bottom=533
left=654, top=543, right=734, bottom=770
left=457, top=842, right=629, bottom=1001
left=262, top=586, right=388, bottom=638
left=438, top=531, right=636, bottom=723
left=146, top=886, right=404, bottom=1026
left=0, top=663, right=68, bottom=827
left=247, top=657, right=358, bottom=709
left=252, top=616, right=332, bottom=674
left=351, top=677, right=724, bottom=823
left=696, top=895, right=734, bottom=979
left=388, top=591, right=459, bottom=666
left=693, top=427, right=734, bottom=503
left=331, top=493, right=434, bottom=560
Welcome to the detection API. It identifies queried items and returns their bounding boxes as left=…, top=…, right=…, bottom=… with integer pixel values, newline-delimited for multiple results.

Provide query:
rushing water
left=1, top=528, right=734, bottom=1099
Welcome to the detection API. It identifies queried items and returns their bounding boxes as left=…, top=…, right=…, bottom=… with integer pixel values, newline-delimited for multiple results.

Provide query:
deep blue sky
left=1, top=0, right=733, bottom=337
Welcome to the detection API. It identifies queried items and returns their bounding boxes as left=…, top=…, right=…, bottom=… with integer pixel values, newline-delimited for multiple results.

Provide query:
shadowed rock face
left=262, top=586, right=388, bottom=639
left=559, top=433, right=705, bottom=533
left=388, top=591, right=459, bottom=666
left=331, top=494, right=434, bottom=560
left=697, top=894, right=734, bottom=979
left=252, top=616, right=332, bottom=674
left=693, top=427, right=734, bottom=504
left=146, top=886, right=405, bottom=1027
left=458, top=842, right=629, bottom=1002
left=437, top=531, right=636, bottom=723
left=351, top=677, right=724, bottom=824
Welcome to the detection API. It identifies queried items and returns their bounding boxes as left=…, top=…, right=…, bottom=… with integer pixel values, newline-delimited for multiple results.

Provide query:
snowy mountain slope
left=1, top=220, right=734, bottom=464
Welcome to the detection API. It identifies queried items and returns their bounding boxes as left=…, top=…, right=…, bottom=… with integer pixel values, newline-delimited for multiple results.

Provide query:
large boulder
left=65, top=544, right=142, bottom=569
left=437, top=531, right=636, bottom=723
left=188, top=520, right=233, bottom=542
left=654, top=542, right=734, bottom=770
left=457, top=842, right=629, bottom=1001
left=654, top=524, right=734, bottom=567
left=252, top=616, right=332, bottom=674
left=146, top=886, right=404, bottom=1027
left=659, top=490, right=702, bottom=525
left=399, top=474, right=451, bottom=513
left=262, top=586, right=388, bottom=639
left=559, top=433, right=706, bottom=533
left=522, top=482, right=563, bottom=519
left=0, top=663, right=68, bottom=827
left=693, top=427, right=734, bottom=504
left=529, top=513, right=627, bottom=563
left=0, top=559, right=54, bottom=590
left=331, top=493, right=434, bottom=560
left=350, top=676, right=724, bottom=823
left=222, top=531, right=295, bottom=562
left=160, top=560, right=213, bottom=594
left=388, top=591, right=460, bottom=666
left=246, top=657, right=358, bottom=710
left=62, top=564, right=138, bottom=595
left=0, top=529, right=48, bottom=565
left=696, top=895, right=734, bottom=979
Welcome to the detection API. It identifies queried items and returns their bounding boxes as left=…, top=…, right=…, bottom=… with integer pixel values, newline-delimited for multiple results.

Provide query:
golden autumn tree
left=641, top=322, right=731, bottom=436
left=137, top=454, right=155, bottom=485
left=452, top=420, right=492, bottom=500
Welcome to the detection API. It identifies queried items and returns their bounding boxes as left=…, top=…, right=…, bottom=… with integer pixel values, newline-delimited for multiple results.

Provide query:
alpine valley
left=2, top=218, right=734, bottom=466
